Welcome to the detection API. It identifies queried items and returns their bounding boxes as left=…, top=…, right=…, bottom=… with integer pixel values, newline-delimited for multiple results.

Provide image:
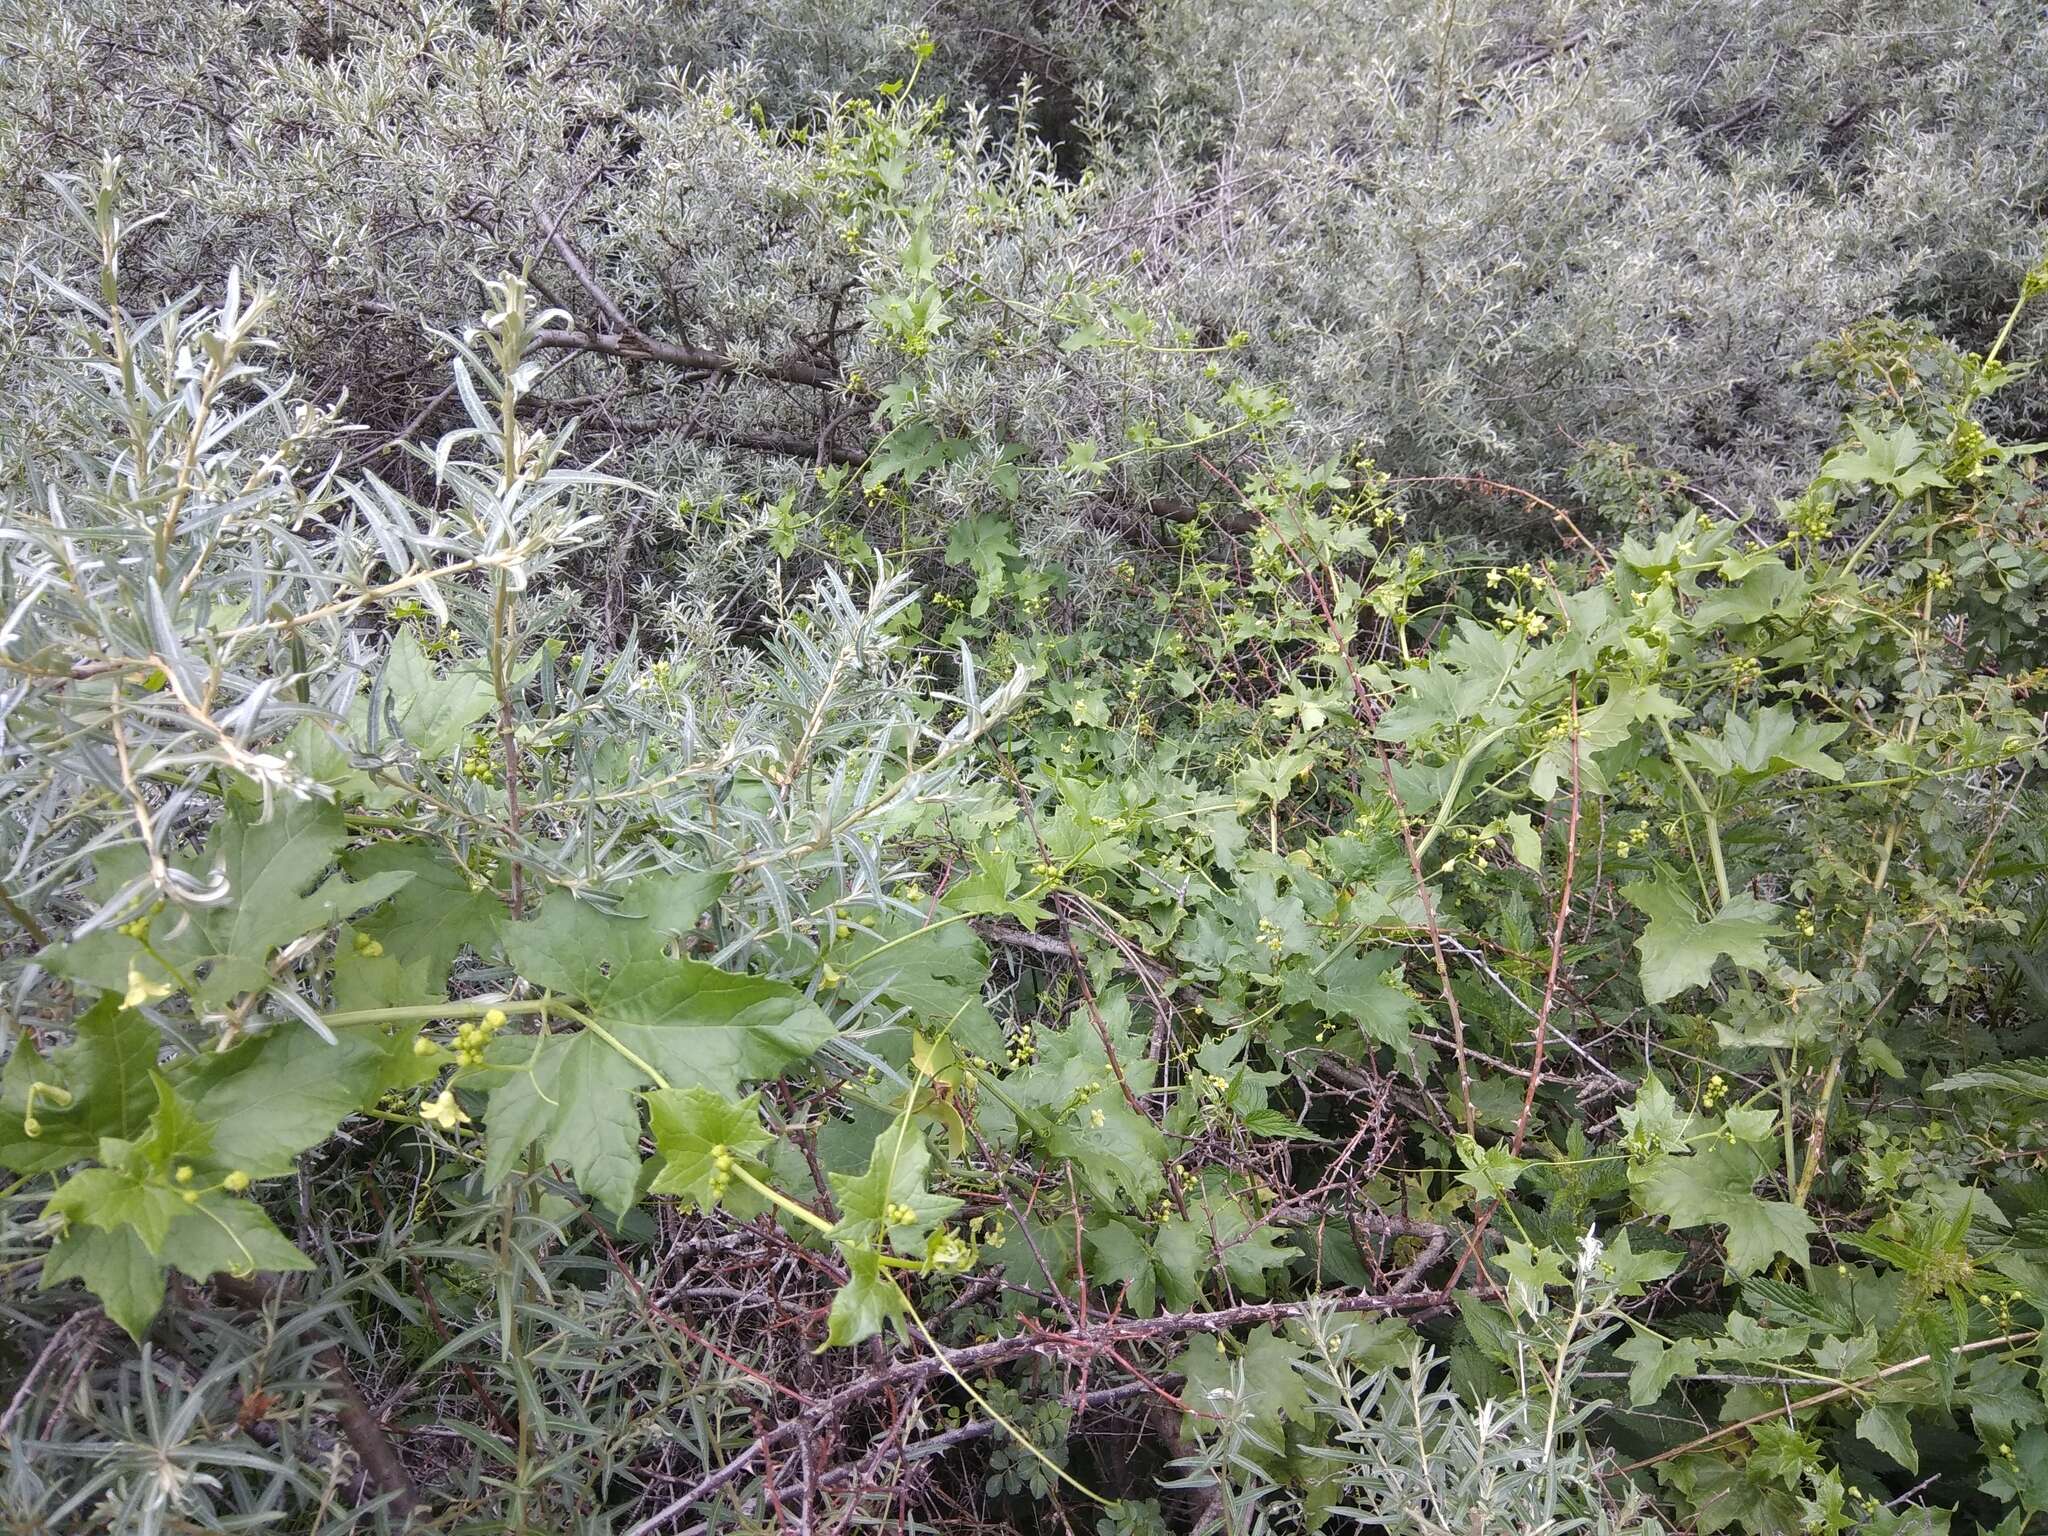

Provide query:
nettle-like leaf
left=1635, top=1111, right=1813, bottom=1275
left=484, top=873, right=832, bottom=1214
left=824, top=1249, right=909, bottom=1349
left=647, top=1086, right=773, bottom=1213
left=1622, top=875, right=1781, bottom=1004
left=41, top=799, right=413, bottom=1013
left=1004, top=996, right=1166, bottom=1207
left=1175, top=1327, right=1313, bottom=1449
left=1674, top=706, right=1848, bottom=782
left=0, top=995, right=158, bottom=1176
left=1931, top=1059, right=2048, bottom=1100
left=39, top=1075, right=310, bottom=1339
left=828, top=1123, right=963, bottom=1258
left=377, top=626, right=498, bottom=758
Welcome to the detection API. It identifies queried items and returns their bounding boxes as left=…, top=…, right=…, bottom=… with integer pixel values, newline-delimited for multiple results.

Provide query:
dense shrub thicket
left=2, top=5, right=2047, bottom=1535
left=4, top=0, right=2044, bottom=593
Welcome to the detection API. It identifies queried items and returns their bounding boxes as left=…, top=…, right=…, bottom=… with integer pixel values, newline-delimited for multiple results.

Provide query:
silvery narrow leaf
left=264, top=984, right=338, bottom=1045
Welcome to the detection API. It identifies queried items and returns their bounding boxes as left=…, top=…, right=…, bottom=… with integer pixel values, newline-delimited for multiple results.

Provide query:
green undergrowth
left=4, top=164, right=2048, bottom=1535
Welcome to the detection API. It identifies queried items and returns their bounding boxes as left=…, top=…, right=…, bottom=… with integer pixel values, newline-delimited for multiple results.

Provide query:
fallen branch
left=528, top=328, right=837, bottom=389
left=622, top=1281, right=1448, bottom=1535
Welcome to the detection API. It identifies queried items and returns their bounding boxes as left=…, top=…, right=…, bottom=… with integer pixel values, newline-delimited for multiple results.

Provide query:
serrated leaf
left=41, top=801, right=412, bottom=1010
left=40, top=1224, right=166, bottom=1342
left=1741, top=1275, right=1854, bottom=1333
left=647, top=1086, right=771, bottom=1211
left=828, top=1122, right=962, bottom=1257
left=1931, top=1059, right=2048, bottom=1100
left=823, top=1248, right=908, bottom=1348
left=1622, top=876, right=1781, bottom=1004
left=504, top=875, right=832, bottom=1100
left=1615, top=1327, right=1705, bottom=1406
left=1239, top=1107, right=1326, bottom=1141
left=0, top=996, right=159, bottom=1175
left=380, top=626, right=497, bottom=759
left=1175, top=1327, right=1311, bottom=1448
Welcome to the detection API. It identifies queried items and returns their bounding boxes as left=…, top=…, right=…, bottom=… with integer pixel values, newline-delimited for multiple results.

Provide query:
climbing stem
left=1656, top=716, right=1730, bottom=905
left=730, top=1162, right=834, bottom=1235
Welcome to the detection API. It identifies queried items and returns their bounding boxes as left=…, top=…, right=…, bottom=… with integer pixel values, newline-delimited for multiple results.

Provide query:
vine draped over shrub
left=3, top=8, right=2048, bottom=1535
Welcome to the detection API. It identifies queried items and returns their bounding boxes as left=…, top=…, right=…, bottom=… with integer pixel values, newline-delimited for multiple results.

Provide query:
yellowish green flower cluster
left=412, top=1006, right=509, bottom=1068
left=1005, top=1024, right=1037, bottom=1068
left=172, top=1163, right=252, bottom=1204
left=707, top=1143, right=737, bottom=1200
